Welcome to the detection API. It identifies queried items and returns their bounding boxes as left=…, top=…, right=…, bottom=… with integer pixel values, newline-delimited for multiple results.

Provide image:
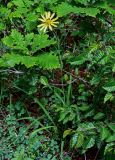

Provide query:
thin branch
left=50, top=78, right=78, bottom=87
left=84, top=153, right=87, bottom=160
left=50, top=83, right=67, bottom=87
left=94, top=148, right=100, bottom=160
left=63, top=70, right=90, bottom=88
left=0, top=69, right=24, bottom=74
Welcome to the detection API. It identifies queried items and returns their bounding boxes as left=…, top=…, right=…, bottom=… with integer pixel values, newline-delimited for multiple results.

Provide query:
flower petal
left=41, top=15, right=46, bottom=20
left=38, top=18, right=45, bottom=22
left=47, top=12, right=51, bottom=19
left=52, top=17, right=58, bottom=21
left=45, top=12, right=49, bottom=19
left=49, top=25, right=53, bottom=31
left=50, top=13, right=55, bottom=19
left=43, top=26, right=47, bottom=32
left=38, top=12, right=59, bottom=32
left=40, top=26, right=46, bottom=31
left=53, top=21, right=59, bottom=24
left=37, top=24, right=45, bottom=27
left=51, top=23, right=57, bottom=27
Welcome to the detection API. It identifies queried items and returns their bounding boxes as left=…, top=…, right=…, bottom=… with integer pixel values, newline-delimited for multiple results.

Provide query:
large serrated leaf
left=55, top=2, right=100, bottom=17
left=36, top=53, right=60, bottom=69
left=32, top=34, right=56, bottom=52
left=0, top=52, right=60, bottom=69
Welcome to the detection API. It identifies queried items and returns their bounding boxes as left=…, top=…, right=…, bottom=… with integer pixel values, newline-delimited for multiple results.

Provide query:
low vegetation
left=0, top=0, right=115, bottom=159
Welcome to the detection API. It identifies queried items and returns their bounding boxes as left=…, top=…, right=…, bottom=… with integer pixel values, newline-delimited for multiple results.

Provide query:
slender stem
left=84, top=153, right=87, bottom=160
left=94, top=148, right=100, bottom=160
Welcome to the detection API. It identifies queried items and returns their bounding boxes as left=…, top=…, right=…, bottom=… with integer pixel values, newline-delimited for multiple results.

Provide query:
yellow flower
left=38, top=12, right=59, bottom=32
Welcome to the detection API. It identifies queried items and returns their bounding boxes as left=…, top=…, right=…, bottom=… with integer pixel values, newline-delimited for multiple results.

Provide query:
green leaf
left=75, top=0, right=89, bottom=5
left=32, top=34, right=56, bottom=52
left=106, top=134, right=115, bottom=142
left=112, top=64, right=115, bottom=72
left=108, top=123, right=115, bottom=132
left=77, top=122, right=95, bottom=132
left=83, top=137, right=95, bottom=150
left=58, top=111, right=68, bottom=122
left=104, top=143, right=115, bottom=155
left=20, top=56, right=36, bottom=67
left=26, top=12, right=38, bottom=21
left=2, top=29, right=27, bottom=52
left=2, top=31, right=56, bottom=54
left=2, top=36, right=13, bottom=47
left=70, top=133, right=78, bottom=148
left=104, top=92, right=113, bottom=103
left=89, top=44, right=99, bottom=54
left=12, top=0, right=25, bottom=7
left=63, top=129, right=73, bottom=138
left=78, top=104, right=90, bottom=111
left=0, top=52, right=60, bottom=69
left=40, top=76, right=49, bottom=86
left=96, top=1, right=115, bottom=15
left=93, top=112, right=105, bottom=120
left=0, top=22, right=5, bottom=31
left=69, top=53, right=87, bottom=65
left=90, top=74, right=101, bottom=85
left=55, top=2, right=100, bottom=17
left=103, top=81, right=115, bottom=92
left=36, top=52, right=60, bottom=69
left=30, top=126, right=54, bottom=137
left=76, top=133, right=84, bottom=148
left=100, top=127, right=111, bottom=141
left=2, top=53, right=22, bottom=67
left=84, top=109, right=95, bottom=118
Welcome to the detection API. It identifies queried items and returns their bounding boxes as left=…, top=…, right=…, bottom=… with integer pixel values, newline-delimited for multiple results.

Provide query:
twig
left=50, top=70, right=91, bottom=88
left=94, top=148, right=100, bottom=160
left=50, top=83, right=67, bottom=87
left=63, top=70, right=90, bottom=88
left=50, top=78, right=78, bottom=87
left=84, top=153, right=87, bottom=160
left=0, top=69, right=24, bottom=74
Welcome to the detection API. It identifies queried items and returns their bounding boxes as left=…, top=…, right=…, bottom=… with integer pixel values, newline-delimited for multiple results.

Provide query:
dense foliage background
left=0, top=0, right=115, bottom=159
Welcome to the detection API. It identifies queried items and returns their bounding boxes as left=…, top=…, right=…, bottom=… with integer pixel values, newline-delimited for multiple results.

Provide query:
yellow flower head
left=38, top=12, right=59, bottom=32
